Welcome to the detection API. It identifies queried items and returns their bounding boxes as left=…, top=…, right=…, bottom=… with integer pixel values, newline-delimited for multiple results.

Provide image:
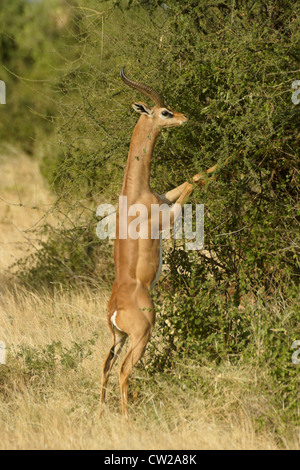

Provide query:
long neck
left=121, top=116, right=160, bottom=200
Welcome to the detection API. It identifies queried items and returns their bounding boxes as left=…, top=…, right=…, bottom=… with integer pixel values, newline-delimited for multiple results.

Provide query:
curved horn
left=120, top=67, right=165, bottom=108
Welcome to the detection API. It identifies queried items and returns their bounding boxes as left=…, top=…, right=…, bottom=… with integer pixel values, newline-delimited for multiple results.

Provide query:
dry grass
left=0, top=147, right=298, bottom=450
left=1, top=283, right=295, bottom=450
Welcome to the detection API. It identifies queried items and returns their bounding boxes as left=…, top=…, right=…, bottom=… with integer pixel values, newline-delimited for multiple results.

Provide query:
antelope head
left=120, top=67, right=188, bottom=129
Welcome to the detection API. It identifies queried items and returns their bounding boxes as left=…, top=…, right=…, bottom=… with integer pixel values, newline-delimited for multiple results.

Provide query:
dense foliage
left=0, top=0, right=74, bottom=152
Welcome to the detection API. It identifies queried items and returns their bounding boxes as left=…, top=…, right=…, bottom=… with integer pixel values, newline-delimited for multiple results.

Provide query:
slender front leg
left=154, top=181, right=194, bottom=230
left=168, top=182, right=194, bottom=227
left=192, top=164, right=218, bottom=185
left=161, top=166, right=214, bottom=205
left=164, top=181, right=192, bottom=203
left=193, top=158, right=230, bottom=184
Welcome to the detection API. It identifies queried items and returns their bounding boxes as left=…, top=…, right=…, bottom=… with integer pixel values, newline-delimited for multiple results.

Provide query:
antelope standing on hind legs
left=100, top=68, right=213, bottom=418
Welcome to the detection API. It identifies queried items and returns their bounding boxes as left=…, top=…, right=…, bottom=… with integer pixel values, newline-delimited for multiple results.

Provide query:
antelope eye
left=161, top=110, right=173, bottom=118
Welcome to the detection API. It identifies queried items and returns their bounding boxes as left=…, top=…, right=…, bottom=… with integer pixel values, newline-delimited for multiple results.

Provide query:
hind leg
left=100, top=328, right=127, bottom=416
left=112, top=287, right=155, bottom=418
left=118, top=323, right=152, bottom=418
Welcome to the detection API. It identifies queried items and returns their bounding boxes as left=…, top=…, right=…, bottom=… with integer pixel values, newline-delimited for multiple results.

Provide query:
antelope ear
left=132, top=102, right=153, bottom=116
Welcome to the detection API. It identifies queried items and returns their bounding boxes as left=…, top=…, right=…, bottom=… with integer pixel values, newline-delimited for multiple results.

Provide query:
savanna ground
left=0, top=148, right=298, bottom=450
